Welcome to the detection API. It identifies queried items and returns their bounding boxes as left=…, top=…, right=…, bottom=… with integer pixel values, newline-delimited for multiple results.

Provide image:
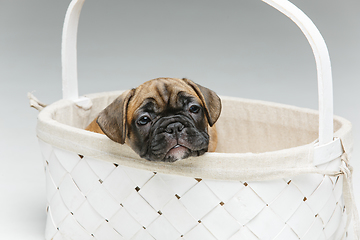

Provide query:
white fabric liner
left=36, top=91, right=353, bottom=182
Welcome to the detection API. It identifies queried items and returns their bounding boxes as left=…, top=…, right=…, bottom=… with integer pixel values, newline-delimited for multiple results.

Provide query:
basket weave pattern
left=40, top=140, right=348, bottom=240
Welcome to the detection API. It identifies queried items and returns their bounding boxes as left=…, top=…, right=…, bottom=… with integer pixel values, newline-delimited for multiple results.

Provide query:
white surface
left=41, top=142, right=348, bottom=239
left=61, top=0, right=85, bottom=101
left=1, top=0, right=359, bottom=239
left=263, top=0, right=334, bottom=145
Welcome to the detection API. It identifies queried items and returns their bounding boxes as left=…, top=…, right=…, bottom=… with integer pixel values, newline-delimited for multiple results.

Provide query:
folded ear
left=96, top=89, right=135, bottom=144
left=182, top=78, right=222, bottom=127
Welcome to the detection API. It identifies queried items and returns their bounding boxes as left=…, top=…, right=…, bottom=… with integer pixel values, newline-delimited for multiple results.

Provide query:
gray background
left=1, top=0, right=359, bottom=239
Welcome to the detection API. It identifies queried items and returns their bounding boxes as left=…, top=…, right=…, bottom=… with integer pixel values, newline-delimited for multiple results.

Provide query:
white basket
left=32, top=0, right=359, bottom=239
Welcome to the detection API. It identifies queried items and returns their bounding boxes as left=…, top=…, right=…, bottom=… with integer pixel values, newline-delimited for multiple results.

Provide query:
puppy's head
left=97, top=78, right=221, bottom=162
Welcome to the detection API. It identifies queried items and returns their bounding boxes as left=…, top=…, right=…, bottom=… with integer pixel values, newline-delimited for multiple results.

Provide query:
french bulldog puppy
left=86, top=77, right=221, bottom=162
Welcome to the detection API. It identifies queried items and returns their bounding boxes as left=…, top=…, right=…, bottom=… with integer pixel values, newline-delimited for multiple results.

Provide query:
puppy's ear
left=182, top=78, right=221, bottom=127
left=97, top=89, right=135, bottom=144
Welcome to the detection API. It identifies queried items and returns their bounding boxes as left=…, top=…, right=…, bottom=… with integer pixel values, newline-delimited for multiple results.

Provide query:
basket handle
left=61, top=0, right=334, bottom=146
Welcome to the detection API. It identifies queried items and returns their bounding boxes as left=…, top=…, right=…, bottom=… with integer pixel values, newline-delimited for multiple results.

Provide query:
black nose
left=165, top=122, right=184, bottom=134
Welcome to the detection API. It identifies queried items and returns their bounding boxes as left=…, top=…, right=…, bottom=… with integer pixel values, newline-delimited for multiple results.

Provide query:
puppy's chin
left=139, top=142, right=208, bottom=162
left=164, top=145, right=191, bottom=162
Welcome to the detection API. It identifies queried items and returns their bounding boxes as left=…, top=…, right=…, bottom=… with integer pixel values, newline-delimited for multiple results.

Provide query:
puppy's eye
left=137, top=116, right=151, bottom=126
left=189, top=105, right=200, bottom=114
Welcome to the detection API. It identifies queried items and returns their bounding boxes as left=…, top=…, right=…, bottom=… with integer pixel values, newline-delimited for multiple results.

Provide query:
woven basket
left=32, top=0, right=359, bottom=239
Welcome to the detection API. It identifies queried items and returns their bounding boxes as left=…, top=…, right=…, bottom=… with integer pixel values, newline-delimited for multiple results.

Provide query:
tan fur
left=85, top=77, right=221, bottom=153
left=85, top=117, right=104, bottom=134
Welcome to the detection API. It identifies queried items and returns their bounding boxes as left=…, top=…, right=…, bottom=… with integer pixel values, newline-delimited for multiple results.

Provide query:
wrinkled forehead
left=127, top=78, right=201, bottom=117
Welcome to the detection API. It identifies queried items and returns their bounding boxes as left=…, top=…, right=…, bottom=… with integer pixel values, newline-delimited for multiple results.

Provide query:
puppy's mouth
left=164, top=144, right=191, bottom=162
left=144, top=115, right=209, bottom=162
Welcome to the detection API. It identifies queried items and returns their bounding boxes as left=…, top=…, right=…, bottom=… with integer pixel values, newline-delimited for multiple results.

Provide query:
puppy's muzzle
left=146, top=115, right=208, bottom=162
left=165, top=122, right=185, bottom=135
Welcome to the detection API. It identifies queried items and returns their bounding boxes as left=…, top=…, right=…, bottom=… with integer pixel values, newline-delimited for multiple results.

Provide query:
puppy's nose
left=165, top=122, right=184, bottom=134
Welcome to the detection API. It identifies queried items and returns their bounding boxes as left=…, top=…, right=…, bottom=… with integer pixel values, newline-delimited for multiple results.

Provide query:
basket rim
left=36, top=91, right=353, bottom=181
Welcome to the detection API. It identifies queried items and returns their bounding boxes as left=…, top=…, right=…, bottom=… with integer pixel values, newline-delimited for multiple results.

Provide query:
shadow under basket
left=36, top=92, right=353, bottom=240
